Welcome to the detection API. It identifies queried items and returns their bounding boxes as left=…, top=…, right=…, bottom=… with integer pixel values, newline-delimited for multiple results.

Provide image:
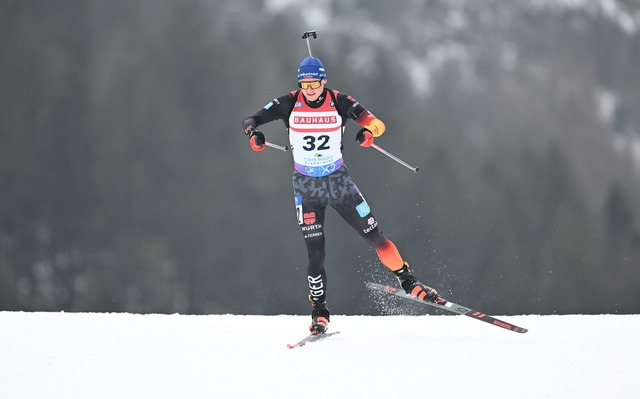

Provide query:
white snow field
left=1, top=312, right=637, bottom=399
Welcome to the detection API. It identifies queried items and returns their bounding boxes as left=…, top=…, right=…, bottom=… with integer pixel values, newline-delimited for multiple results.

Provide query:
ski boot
left=394, top=262, right=442, bottom=304
left=309, top=301, right=330, bottom=335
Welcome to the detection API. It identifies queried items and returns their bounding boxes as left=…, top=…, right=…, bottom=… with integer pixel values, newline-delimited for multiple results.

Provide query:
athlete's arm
left=242, top=92, right=296, bottom=132
left=336, top=92, right=386, bottom=137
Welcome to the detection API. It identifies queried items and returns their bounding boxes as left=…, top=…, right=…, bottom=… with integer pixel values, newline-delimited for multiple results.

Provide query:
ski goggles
left=298, top=80, right=323, bottom=90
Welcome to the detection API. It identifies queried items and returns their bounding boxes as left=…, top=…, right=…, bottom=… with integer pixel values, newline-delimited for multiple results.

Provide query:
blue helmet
left=297, top=57, right=326, bottom=80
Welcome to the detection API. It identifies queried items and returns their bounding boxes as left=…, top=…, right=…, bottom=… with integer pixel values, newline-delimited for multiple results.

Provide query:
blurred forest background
left=1, top=0, right=640, bottom=316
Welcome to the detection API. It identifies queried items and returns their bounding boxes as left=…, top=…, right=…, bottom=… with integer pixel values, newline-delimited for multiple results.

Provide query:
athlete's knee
left=305, top=236, right=325, bottom=269
left=307, top=246, right=325, bottom=264
left=364, top=227, right=387, bottom=248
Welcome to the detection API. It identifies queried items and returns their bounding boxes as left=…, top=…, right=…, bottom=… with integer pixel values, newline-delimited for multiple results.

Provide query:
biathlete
left=242, top=56, right=440, bottom=334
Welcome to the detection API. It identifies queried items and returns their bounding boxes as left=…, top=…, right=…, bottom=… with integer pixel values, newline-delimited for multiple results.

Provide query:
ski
left=287, top=331, right=341, bottom=349
left=367, top=282, right=528, bottom=333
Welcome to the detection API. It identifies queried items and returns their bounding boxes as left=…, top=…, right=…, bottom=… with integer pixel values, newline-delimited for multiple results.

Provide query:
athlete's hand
left=249, top=130, right=266, bottom=152
left=355, top=128, right=374, bottom=148
left=242, top=118, right=256, bottom=136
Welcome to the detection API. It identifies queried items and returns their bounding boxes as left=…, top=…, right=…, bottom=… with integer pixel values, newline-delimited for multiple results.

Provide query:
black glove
left=249, top=129, right=265, bottom=151
left=355, top=128, right=374, bottom=147
left=242, top=118, right=257, bottom=136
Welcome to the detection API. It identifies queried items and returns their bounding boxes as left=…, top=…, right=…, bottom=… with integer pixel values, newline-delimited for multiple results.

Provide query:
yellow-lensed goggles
left=298, top=80, right=323, bottom=90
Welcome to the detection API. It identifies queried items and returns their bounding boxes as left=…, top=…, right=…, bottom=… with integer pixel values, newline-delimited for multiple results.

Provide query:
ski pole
left=265, top=141, right=289, bottom=152
left=371, top=143, right=419, bottom=173
left=301, top=30, right=317, bottom=57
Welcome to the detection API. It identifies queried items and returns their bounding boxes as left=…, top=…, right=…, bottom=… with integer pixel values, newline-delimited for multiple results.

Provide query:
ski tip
left=286, top=330, right=340, bottom=349
left=287, top=340, right=307, bottom=349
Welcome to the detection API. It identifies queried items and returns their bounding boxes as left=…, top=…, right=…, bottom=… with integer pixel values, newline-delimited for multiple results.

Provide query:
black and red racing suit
left=244, top=88, right=404, bottom=304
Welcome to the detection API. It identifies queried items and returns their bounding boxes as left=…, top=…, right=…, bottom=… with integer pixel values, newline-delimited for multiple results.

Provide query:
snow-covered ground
left=1, top=311, right=637, bottom=398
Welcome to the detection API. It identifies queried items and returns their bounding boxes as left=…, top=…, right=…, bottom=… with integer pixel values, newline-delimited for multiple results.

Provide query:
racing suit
left=243, top=88, right=404, bottom=303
